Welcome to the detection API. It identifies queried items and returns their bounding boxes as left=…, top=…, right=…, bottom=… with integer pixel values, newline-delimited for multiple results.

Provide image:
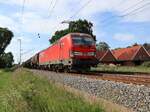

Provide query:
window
left=72, top=36, right=95, bottom=45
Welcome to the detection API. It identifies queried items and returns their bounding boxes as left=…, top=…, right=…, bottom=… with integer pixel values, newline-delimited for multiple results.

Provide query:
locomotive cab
left=69, top=33, right=98, bottom=71
left=71, top=35, right=96, bottom=58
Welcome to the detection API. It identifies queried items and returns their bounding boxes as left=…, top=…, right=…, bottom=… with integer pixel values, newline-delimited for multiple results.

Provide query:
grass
left=0, top=69, right=105, bottom=112
left=0, top=69, right=12, bottom=89
left=91, top=64, right=150, bottom=74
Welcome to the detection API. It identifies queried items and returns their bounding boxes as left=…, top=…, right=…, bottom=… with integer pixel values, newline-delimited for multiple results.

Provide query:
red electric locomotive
left=38, top=33, right=98, bottom=72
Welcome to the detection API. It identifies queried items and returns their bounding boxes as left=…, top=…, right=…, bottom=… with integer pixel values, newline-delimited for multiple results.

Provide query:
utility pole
left=18, top=39, right=22, bottom=65
left=61, top=20, right=72, bottom=32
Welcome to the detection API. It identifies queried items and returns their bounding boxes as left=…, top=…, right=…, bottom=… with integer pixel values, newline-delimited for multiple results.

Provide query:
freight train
left=23, top=33, right=99, bottom=72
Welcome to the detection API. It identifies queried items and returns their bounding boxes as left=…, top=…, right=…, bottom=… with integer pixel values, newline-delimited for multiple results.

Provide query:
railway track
left=64, top=71, right=150, bottom=86
left=98, top=74, right=150, bottom=86
left=30, top=69, right=150, bottom=86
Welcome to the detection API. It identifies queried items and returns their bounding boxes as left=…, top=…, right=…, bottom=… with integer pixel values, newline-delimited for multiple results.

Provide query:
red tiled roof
left=96, top=50, right=107, bottom=60
left=112, top=45, right=142, bottom=61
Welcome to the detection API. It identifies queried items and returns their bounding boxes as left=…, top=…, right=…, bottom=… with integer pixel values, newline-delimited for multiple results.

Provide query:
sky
left=0, top=0, right=150, bottom=63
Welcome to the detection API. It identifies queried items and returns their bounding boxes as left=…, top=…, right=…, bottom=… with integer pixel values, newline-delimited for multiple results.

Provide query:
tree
left=69, top=19, right=95, bottom=38
left=49, top=19, right=95, bottom=44
left=126, top=43, right=140, bottom=48
left=50, top=29, right=70, bottom=44
left=114, top=47, right=122, bottom=50
left=0, top=52, right=14, bottom=68
left=0, top=27, right=14, bottom=55
left=132, top=43, right=139, bottom=46
left=143, top=43, right=150, bottom=51
left=96, top=42, right=110, bottom=51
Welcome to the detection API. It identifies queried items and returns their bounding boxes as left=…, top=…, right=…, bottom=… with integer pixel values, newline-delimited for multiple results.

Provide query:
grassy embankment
left=0, top=69, right=105, bottom=112
left=92, top=65, right=150, bottom=74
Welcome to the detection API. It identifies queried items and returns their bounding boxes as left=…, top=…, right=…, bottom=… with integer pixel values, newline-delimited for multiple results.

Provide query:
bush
left=142, top=61, right=150, bottom=67
left=0, top=52, right=14, bottom=68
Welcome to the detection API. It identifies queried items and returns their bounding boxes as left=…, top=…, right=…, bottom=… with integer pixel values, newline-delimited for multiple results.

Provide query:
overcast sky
left=0, top=0, right=150, bottom=63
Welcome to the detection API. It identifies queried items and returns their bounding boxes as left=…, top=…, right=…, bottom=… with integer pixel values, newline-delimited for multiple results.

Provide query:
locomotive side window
left=72, top=36, right=95, bottom=45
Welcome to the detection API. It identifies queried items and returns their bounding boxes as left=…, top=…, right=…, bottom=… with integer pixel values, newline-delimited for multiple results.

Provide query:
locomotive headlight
left=73, top=51, right=83, bottom=56
left=70, top=51, right=83, bottom=57
left=87, top=52, right=95, bottom=56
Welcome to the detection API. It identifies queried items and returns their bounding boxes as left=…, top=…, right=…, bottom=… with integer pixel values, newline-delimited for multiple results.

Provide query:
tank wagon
left=23, top=53, right=39, bottom=69
left=24, top=33, right=98, bottom=72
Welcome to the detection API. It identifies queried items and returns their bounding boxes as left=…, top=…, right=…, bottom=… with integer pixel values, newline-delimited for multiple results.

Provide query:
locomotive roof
left=40, top=33, right=93, bottom=53
left=58, top=33, right=93, bottom=41
left=69, top=33, right=92, bottom=37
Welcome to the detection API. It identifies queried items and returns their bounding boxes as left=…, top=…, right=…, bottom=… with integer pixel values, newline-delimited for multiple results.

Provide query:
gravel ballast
left=31, top=70, right=150, bottom=112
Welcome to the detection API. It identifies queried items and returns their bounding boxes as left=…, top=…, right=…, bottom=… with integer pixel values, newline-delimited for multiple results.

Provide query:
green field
left=0, top=69, right=104, bottom=112
left=92, top=65, right=150, bottom=74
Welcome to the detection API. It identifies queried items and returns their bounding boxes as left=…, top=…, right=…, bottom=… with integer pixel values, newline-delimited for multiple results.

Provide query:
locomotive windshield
left=72, top=36, right=95, bottom=45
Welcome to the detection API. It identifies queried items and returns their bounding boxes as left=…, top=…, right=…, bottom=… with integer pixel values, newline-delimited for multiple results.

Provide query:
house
left=96, top=50, right=107, bottom=60
left=148, top=50, right=150, bottom=56
left=112, top=45, right=150, bottom=66
left=96, top=50, right=116, bottom=64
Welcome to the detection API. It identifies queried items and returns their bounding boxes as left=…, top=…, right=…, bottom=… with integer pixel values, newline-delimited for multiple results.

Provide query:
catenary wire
left=69, top=0, right=93, bottom=19
left=48, top=0, right=59, bottom=18
left=100, top=0, right=149, bottom=24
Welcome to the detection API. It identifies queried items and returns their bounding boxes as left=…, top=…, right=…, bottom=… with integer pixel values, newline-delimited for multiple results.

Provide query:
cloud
left=2, top=0, right=150, bottom=22
left=114, top=0, right=150, bottom=22
left=113, top=33, right=135, bottom=41
left=5, top=36, right=33, bottom=63
left=79, top=0, right=150, bottom=22
left=0, top=15, right=20, bottom=33
left=1, top=0, right=150, bottom=63
left=21, top=12, right=68, bottom=34
left=122, top=7, right=150, bottom=22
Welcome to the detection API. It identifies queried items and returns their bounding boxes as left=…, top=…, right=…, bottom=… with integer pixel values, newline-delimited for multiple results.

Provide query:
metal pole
left=18, top=39, right=22, bottom=65
left=61, top=20, right=71, bottom=24
left=61, top=20, right=71, bottom=32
